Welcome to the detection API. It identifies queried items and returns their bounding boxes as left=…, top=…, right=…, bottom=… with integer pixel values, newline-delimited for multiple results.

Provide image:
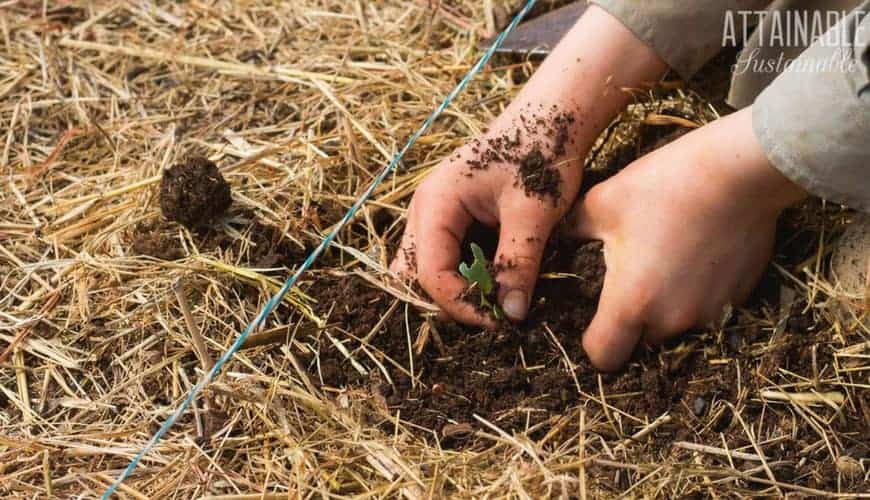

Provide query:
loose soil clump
left=131, top=220, right=183, bottom=260
left=465, top=105, right=576, bottom=204
left=517, top=147, right=560, bottom=203
left=160, top=157, right=232, bottom=228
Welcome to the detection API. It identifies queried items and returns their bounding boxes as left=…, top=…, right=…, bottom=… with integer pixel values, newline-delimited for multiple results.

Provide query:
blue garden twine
left=102, top=1, right=538, bottom=496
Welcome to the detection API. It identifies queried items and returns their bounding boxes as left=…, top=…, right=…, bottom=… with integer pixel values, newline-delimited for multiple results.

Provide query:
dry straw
left=1, top=1, right=867, bottom=498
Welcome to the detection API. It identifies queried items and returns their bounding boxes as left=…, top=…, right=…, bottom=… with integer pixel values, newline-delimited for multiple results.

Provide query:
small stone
left=431, top=383, right=445, bottom=397
left=693, top=396, right=707, bottom=416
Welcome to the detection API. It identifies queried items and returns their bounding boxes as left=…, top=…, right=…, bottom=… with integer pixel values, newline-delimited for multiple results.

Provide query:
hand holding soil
left=565, top=108, right=807, bottom=370
left=390, top=111, right=584, bottom=326
left=391, top=6, right=668, bottom=327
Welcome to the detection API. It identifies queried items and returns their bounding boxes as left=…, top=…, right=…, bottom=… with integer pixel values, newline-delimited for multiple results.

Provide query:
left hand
left=564, top=108, right=807, bottom=371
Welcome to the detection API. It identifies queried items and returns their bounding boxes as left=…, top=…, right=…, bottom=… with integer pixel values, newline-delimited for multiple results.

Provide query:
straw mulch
left=1, top=1, right=867, bottom=498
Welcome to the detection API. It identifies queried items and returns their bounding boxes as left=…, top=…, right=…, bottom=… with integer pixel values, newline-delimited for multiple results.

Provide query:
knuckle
left=390, top=255, right=415, bottom=279
left=585, top=350, right=610, bottom=371
left=495, top=254, right=540, bottom=287
left=660, top=307, right=698, bottom=335
left=621, top=276, right=656, bottom=313
left=496, top=253, right=537, bottom=271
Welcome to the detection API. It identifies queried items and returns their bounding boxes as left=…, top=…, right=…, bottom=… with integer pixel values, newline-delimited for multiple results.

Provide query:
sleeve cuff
left=589, top=0, right=765, bottom=80
left=752, top=7, right=870, bottom=213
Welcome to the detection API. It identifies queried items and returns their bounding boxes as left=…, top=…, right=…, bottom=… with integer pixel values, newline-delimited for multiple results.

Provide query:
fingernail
left=502, top=290, right=528, bottom=321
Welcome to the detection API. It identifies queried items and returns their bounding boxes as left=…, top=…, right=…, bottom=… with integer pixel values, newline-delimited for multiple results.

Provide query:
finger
left=732, top=249, right=774, bottom=308
left=644, top=296, right=699, bottom=345
left=388, top=199, right=447, bottom=320
left=414, top=188, right=497, bottom=328
left=581, top=269, right=646, bottom=372
left=493, top=206, right=551, bottom=322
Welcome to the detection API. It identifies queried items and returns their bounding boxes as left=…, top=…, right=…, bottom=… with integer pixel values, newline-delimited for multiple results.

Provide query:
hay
left=1, top=1, right=867, bottom=498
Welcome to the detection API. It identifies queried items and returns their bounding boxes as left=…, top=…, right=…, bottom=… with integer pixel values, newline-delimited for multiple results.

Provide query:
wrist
left=741, top=160, right=808, bottom=214
left=705, top=108, right=808, bottom=215
left=494, top=5, right=667, bottom=157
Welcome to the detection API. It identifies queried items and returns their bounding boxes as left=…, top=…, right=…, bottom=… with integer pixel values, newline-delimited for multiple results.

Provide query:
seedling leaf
left=458, top=243, right=504, bottom=320
left=459, top=243, right=493, bottom=295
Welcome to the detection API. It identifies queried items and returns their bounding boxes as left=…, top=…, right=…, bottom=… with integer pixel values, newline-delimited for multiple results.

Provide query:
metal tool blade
left=485, top=1, right=588, bottom=55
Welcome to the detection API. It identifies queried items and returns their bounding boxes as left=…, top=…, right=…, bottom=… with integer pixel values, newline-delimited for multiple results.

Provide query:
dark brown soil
left=131, top=220, right=183, bottom=260
left=401, top=241, right=418, bottom=274
left=571, top=240, right=605, bottom=299
left=306, top=238, right=607, bottom=445
left=301, top=259, right=868, bottom=492
left=130, top=213, right=311, bottom=269
left=160, top=157, right=232, bottom=228
left=517, top=147, right=560, bottom=204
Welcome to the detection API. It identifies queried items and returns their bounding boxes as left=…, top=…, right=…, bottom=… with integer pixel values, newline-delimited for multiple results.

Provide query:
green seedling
left=458, top=243, right=505, bottom=320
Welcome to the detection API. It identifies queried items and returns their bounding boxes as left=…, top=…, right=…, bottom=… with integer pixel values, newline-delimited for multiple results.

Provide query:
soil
left=517, top=147, right=560, bottom=204
left=130, top=212, right=311, bottom=269
left=301, top=256, right=869, bottom=493
left=284, top=121, right=868, bottom=492
left=306, top=237, right=607, bottom=445
left=465, top=104, right=576, bottom=204
left=131, top=220, right=184, bottom=260
left=160, top=156, right=232, bottom=228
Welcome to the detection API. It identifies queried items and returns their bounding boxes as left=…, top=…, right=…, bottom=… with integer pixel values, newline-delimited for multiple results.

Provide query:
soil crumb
left=516, top=147, right=560, bottom=204
left=465, top=105, right=576, bottom=204
left=160, top=157, right=232, bottom=228
left=131, top=220, right=183, bottom=260
left=569, top=240, right=605, bottom=299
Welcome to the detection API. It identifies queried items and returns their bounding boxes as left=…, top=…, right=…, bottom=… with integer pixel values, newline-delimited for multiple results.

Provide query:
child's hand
left=565, top=108, right=807, bottom=371
left=391, top=118, right=584, bottom=326
left=390, top=5, right=669, bottom=326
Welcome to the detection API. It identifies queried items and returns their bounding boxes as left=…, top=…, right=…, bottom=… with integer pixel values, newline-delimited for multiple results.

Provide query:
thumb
left=582, top=271, right=645, bottom=372
left=493, top=207, right=552, bottom=322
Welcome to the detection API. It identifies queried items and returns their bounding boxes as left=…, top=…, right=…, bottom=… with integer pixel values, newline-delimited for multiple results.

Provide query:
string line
left=102, top=1, right=538, bottom=496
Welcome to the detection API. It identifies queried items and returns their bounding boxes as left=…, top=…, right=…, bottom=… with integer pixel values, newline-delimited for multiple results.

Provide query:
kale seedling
left=458, top=243, right=504, bottom=320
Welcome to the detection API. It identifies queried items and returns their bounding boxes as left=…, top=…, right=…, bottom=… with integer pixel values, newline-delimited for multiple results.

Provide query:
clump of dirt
left=464, top=105, right=576, bottom=204
left=131, top=220, right=183, bottom=260
left=516, top=147, right=561, bottom=205
left=401, top=242, right=418, bottom=274
left=569, top=240, right=605, bottom=299
left=160, top=157, right=232, bottom=228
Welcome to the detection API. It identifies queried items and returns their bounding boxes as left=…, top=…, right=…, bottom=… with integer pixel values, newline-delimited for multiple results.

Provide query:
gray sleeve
left=589, top=0, right=772, bottom=79
left=753, top=5, right=870, bottom=213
